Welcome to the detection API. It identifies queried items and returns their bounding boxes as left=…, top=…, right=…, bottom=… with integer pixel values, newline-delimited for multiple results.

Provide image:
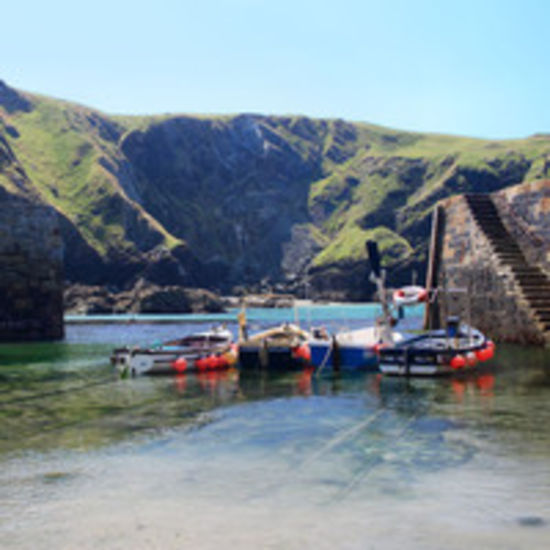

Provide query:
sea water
left=1, top=305, right=549, bottom=549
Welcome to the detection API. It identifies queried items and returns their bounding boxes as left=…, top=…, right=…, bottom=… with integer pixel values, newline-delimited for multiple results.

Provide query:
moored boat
left=111, top=325, right=237, bottom=376
left=378, top=320, right=495, bottom=376
left=236, top=300, right=312, bottom=370
left=308, top=325, right=404, bottom=371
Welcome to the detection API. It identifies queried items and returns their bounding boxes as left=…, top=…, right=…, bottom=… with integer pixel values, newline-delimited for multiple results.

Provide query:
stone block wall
left=0, top=196, right=64, bottom=341
left=438, top=194, right=544, bottom=344
left=493, top=179, right=550, bottom=274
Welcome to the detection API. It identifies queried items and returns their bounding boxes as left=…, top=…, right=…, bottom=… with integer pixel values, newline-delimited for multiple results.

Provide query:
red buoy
left=292, top=344, right=311, bottom=363
left=172, top=357, right=188, bottom=373
left=476, top=346, right=493, bottom=362
left=206, top=355, right=219, bottom=369
left=450, top=355, right=466, bottom=369
left=195, top=356, right=209, bottom=370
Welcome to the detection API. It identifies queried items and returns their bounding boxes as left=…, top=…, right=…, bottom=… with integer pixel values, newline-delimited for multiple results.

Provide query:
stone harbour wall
left=494, top=179, right=550, bottom=275
left=438, top=193, right=544, bottom=344
left=0, top=196, right=64, bottom=341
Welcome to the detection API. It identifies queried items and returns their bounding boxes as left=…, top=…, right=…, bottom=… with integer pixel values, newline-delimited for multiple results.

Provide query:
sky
left=2, top=0, right=549, bottom=139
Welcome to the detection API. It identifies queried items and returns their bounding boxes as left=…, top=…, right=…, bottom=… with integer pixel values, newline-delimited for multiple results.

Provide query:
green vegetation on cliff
left=1, top=80, right=549, bottom=296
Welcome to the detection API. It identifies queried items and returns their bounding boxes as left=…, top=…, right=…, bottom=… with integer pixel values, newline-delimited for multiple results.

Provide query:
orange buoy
left=450, top=355, right=466, bottom=369
left=172, top=357, right=188, bottom=373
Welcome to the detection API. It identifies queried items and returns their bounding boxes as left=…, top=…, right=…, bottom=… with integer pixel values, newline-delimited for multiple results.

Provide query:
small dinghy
left=111, top=325, right=237, bottom=376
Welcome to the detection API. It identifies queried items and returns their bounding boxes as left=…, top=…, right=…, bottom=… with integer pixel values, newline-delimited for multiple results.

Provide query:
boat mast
left=366, top=240, right=395, bottom=343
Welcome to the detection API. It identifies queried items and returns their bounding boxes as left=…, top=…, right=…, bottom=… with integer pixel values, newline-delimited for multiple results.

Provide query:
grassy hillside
left=1, top=80, right=549, bottom=295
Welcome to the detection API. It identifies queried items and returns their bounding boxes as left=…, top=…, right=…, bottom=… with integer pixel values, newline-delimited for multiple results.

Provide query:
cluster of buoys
left=291, top=343, right=312, bottom=363
left=449, top=340, right=495, bottom=370
left=393, top=286, right=428, bottom=307
left=172, top=344, right=239, bottom=373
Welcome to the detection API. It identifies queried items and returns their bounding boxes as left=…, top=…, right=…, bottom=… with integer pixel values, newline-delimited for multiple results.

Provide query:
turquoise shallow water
left=1, top=306, right=550, bottom=549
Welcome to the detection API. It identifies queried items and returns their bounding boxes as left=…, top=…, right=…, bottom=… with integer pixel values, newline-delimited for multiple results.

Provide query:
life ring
left=393, top=285, right=428, bottom=307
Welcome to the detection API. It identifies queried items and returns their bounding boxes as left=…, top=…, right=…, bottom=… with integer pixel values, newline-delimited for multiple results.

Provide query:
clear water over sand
left=1, top=308, right=549, bottom=549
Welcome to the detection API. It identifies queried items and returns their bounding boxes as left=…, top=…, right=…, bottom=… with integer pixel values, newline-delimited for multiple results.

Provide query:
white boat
left=111, top=326, right=237, bottom=376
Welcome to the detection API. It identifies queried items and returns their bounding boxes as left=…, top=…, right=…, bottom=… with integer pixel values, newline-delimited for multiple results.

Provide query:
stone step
left=487, top=237, right=515, bottom=244
left=491, top=247, right=523, bottom=256
left=495, top=254, right=527, bottom=262
left=513, top=273, right=548, bottom=280
left=492, top=243, right=522, bottom=250
left=520, top=284, right=550, bottom=291
left=522, top=292, right=550, bottom=301
left=498, top=262, right=530, bottom=269
left=494, top=249, right=523, bottom=256
left=513, top=267, right=548, bottom=274
left=515, top=272, right=550, bottom=280
left=517, top=280, right=550, bottom=288
left=521, top=285, right=550, bottom=292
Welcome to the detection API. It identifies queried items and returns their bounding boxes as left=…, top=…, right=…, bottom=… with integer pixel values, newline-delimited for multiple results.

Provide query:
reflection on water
left=1, top=320, right=550, bottom=549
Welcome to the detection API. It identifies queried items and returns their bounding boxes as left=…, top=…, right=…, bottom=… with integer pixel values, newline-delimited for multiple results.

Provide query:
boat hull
left=238, top=346, right=306, bottom=370
left=378, top=327, right=490, bottom=377
left=309, top=341, right=378, bottom=371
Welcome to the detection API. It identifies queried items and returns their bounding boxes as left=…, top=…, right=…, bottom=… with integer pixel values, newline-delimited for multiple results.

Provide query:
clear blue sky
left=2, top=0, right=549, bottom=138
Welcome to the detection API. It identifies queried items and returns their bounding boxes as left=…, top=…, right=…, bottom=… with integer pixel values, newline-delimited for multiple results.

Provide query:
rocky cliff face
left=1, top=80, right=550, bottom=301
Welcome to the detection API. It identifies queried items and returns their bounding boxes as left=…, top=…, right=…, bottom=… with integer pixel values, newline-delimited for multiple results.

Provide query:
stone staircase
left=465, top=193, right=550, bottom=343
